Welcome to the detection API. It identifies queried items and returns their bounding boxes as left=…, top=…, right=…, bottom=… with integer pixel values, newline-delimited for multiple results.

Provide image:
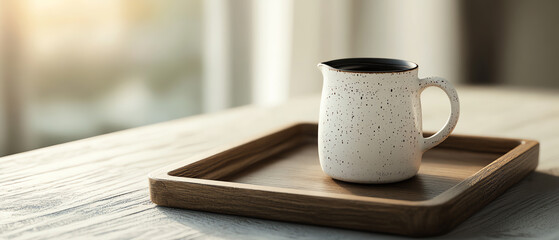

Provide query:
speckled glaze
left=318, top=59, right=460, bottom=184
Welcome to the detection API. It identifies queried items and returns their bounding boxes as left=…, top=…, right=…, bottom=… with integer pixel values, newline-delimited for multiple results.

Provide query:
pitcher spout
left=317, top=62, right=330, bottom=76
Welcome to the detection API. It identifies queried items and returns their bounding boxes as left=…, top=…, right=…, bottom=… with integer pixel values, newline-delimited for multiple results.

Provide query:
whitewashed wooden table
left=2, top=86, right=559, bottom=239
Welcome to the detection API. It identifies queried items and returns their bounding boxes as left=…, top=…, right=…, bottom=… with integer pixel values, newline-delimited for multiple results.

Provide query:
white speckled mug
left=317, top=58, right=460, bottom=183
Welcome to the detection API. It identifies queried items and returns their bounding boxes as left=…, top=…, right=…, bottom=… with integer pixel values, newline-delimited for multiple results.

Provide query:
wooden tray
left=149, top=123, right=539, bottom=237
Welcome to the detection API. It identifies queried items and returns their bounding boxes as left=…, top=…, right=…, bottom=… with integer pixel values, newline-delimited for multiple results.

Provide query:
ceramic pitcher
left=317, top=58, right=460, bottom=183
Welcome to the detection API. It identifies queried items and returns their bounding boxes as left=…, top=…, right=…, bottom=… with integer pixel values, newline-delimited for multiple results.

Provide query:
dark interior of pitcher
left=321, top=58, right=418, bottom=73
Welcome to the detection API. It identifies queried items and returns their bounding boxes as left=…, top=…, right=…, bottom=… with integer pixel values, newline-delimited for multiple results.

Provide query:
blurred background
left=0, top=0, right=558, bottom=156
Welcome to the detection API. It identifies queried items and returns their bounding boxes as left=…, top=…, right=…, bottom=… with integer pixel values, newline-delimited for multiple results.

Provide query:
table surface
left=2, top=86, right=559, bottom=239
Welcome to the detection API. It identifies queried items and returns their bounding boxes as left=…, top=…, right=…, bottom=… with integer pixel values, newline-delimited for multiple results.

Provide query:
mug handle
left=418, top=77, right=460, bottom=152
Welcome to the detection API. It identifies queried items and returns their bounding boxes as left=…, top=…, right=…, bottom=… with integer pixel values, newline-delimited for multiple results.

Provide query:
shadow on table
left=155, top=206, right=387, bottom=240
left=155, top=170, right=559, bottom=239
left=441, top=170, right=559, bottom=239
